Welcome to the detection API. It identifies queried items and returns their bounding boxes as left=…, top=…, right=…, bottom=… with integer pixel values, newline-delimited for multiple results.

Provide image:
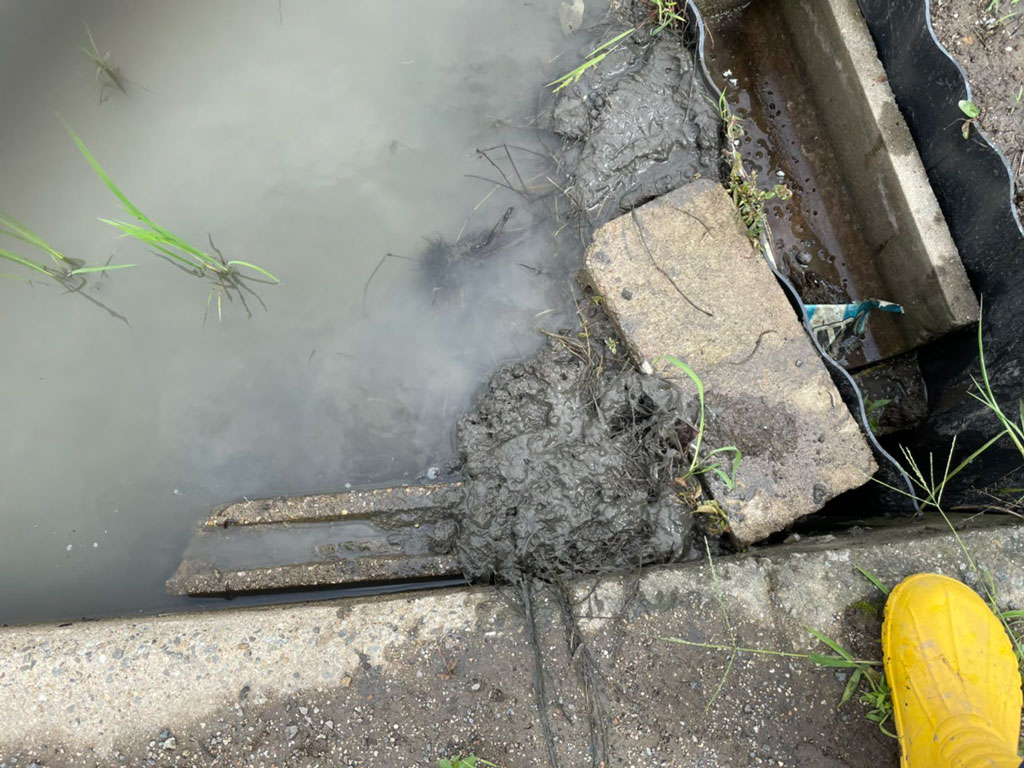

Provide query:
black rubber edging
left=856, top=0, right=1024, bottom=493
left=684, top=0, right=920, bottom=511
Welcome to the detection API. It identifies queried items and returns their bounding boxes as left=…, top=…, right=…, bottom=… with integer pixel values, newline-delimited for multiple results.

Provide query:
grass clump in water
left=81, top=24, right=135, bottom=104
left=0, top=213, right=133, bottom=284
left=64, top=122, right=279, bottom=321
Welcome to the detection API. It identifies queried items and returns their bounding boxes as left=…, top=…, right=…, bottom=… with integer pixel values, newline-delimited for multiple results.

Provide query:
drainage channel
left=705, top=1, right=900, bottom=367
left=702, top=0, right=977, bottom=371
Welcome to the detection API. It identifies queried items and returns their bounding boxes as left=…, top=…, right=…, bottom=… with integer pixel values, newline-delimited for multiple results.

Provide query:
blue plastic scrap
left=804, top=299, right=903, bottom=353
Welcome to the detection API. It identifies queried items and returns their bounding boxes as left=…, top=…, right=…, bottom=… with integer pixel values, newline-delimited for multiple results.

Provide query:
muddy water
left=705, top=1, right=906, bottom=367
left=0, top=0, right=575, bottom=623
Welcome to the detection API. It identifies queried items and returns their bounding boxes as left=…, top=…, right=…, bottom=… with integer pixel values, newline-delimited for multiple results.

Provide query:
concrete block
left=582, top=179, right=876, bottom=542
left=167, top=483, right=464, bottom=595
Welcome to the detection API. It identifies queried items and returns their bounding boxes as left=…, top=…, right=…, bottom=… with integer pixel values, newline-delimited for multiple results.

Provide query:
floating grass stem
left=63, top=121, right=279, bottom=320
left=82, top=24, right=130, bottom=103
left=0, top=213, right=133, bottom=283
left=547, top=28, right=637, bottom=92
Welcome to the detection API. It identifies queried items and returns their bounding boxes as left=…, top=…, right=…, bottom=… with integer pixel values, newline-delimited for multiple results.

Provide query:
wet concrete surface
left=4, top=522, right=1023, bottom=767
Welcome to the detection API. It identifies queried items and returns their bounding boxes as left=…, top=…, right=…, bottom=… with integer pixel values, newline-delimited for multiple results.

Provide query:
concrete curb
left=2, top=522, right=1021, bottom=766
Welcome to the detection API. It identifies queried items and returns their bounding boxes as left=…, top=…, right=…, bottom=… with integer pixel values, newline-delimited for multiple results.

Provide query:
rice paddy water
left=0, top=0, right=577, bottom=623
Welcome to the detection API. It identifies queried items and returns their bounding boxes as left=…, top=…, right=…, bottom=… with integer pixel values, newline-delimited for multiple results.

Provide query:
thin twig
left=629, top=209, right=713, bottom=317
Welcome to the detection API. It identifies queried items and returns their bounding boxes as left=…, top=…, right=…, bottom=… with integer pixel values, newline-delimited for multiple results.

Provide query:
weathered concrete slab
left=204, top=481, right=465, bottom=528
left=3, top=521, right=1023, bottom=766
left=779, top=0, right=978, bottom=347
left=583, top=179, right=876, bottom=542
left=167, top=483, right=464, bottom=595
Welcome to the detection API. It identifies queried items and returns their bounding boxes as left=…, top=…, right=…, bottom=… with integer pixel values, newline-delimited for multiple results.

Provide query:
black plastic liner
left=857, top=0, right=1024, bottom=493
left=685, top=0, right=920, bottom=509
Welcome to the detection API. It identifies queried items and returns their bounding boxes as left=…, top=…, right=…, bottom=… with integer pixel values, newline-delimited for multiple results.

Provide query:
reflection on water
left=0, top=0, right=575, bottom=623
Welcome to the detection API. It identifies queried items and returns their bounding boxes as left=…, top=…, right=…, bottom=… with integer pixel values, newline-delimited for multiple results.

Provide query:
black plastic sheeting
left=856, top=0, right=1024, bottom=493
left=684, top=0, right=920, bottom=509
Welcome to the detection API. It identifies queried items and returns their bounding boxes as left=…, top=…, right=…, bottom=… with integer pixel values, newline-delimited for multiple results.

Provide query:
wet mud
left=446, top=11, right=727, bottom=584
left=550, top=17, right=722, bottom=226
left=453, top=308, right=694, bottom=584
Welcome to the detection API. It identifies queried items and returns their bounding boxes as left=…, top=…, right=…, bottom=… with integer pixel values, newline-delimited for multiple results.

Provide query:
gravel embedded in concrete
left=3, top=522, right=1023, bottom=767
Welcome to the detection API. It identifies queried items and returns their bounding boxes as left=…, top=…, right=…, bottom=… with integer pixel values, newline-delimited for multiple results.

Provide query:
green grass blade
left=707, top=465, right=735, bottom=490
left=583, top=27, right=635, bottom=57
left=807, top=653, right=859, bottom=669
left=855, top=566, right=890, bottom=596
left=658, top=354, right=707, bottom=468
left=805, top=627, right=855, bottom=661
left=839, top=667, right=863, bottom=706
left=0, top=213, right=68, bottom=263
left=68, top=263, right=135, bottom=275
left=63, top=120, right=155, bottom=226
left=0, top=248, right=54, bottom=276
left=226, top=260, right=279, bottom=282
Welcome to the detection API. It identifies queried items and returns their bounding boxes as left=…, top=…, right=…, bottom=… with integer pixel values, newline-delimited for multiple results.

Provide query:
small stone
left=470, top=682, right=481, bottom=691
left=796, top=251, right=812, bottom=266
left=161, top=737, right=176, bottom=751
left=299, top=707, right=308, bottom=716
left=285, top=725, right=299, bottom=740
left=340, top=676, right=352, bottom=688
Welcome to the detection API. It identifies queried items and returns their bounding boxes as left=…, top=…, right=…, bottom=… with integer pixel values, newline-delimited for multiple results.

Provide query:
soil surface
left=931, top=0, right=1024, bottom=219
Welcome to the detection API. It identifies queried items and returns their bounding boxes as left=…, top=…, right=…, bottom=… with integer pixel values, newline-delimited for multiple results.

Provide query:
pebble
left=470, top=682, right=481, bottom=691
left=796, top=251, right=813, bottom=266
left=285, top=725, right=299, bottom=740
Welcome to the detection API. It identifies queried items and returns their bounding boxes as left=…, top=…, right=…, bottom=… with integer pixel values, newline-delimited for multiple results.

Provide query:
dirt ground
left=931, top=0, right=1024, bottom=219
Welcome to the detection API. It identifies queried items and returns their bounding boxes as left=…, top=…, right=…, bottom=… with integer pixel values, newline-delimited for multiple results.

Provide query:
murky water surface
left=0, top=0, right=574, bottom=623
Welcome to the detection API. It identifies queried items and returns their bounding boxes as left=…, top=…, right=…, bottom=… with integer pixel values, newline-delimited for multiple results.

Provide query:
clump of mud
left=454, top=308, right=693, bottom=583
left=550, top=13, right=722, bottom=225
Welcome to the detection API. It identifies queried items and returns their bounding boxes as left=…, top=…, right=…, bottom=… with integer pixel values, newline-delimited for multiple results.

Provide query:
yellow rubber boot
left=883, top=573, right=1023, bottom=768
